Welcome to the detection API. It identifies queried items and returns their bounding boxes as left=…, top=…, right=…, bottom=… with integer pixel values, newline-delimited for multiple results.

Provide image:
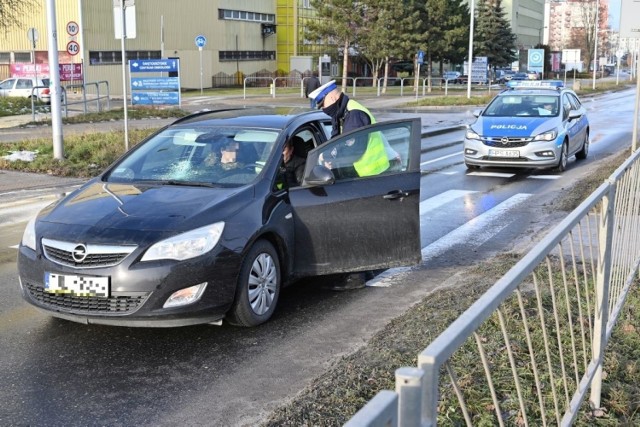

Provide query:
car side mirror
left=305, top=165, right=335, bottom=186
left=568, top=109, right=582, bottom=120
left=472, top=109, right=482, bottom=118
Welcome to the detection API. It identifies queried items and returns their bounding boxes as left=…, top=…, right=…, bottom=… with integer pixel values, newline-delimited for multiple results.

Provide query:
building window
left=219, top=8, right=275, bottom=23
left=14, top=52, right=31, bottom=63
left=89, top=50, right=161, bottom=65
left=219, top=51, right=276, bottom=61
left=303, top=0, right=311, bottom=8
left=0, top=52, right=10, bottom=63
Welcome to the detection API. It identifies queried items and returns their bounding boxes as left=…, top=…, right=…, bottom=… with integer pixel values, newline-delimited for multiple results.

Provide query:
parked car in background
left=496, top=70, right=516, bottom=84
left=17, top=107, right=422, bottom=328
left=0, top=77, right=52, bottom=104
left=441, top=71, right=461, bottom=83
left=463, top=80, right=589, bottom=172
left=526, top=71, right=540, bottom=80
left=511, top=72, right=528, bottom=81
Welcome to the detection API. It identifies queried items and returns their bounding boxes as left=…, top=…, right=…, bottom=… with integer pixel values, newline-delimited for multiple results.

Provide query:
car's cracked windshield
left=107, top=127, right=279, bottom=186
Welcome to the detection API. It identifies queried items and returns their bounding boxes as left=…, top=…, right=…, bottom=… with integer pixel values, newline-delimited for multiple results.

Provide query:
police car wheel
left=227, top=240, right=281, bottom=327
left=576, top=131, right=589, bottom=160
left=555, top=141, right=568, bottom=172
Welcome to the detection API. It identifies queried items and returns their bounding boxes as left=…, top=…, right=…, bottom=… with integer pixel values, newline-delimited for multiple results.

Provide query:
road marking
left=467, top=171, right=515, bottom=178
left=421, top=193, right=531, bottom=261
left=371, top=192, right=532, bottom=287
left=420, top=190, right=477, bottom=215
left=529, top=175, right=561, bottom=180
left=420, top=152, right=460, bottom=166
left=0, top=199, right=54, bottom=229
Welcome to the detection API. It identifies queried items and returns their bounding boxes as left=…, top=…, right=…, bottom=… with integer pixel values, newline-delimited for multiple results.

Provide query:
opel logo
left=72, top=244, right=88, bottom=262
left=501, top=137, right=510, bottom=145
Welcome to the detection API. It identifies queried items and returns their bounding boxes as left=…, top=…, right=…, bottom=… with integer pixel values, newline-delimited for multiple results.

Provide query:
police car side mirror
left=305, top=165, right=335, bottom=186
left=568, top=110, right=582, bottom=120
left=472, top=109, right=482, bottom=118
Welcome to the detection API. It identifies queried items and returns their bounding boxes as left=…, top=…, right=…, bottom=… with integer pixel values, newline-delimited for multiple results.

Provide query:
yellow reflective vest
left=345, top=100, right=390, bottom=177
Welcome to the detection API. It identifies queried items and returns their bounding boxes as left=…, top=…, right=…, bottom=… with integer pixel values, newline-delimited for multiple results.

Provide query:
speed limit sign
left=66, top=21, right=79, bottom=36
left=66, top=40, right=80, bottom=56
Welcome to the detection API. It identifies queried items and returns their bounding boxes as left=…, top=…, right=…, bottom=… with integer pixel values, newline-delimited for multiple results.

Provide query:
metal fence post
left=418, top=354, right=439, bottom=427
left=396, top=367, right=423, bottom=427
left=589, top=180, right=615, bottom=409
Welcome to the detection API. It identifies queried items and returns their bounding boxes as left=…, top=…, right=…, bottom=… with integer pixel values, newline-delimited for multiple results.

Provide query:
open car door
left=288, top=118, right=422, bottom=276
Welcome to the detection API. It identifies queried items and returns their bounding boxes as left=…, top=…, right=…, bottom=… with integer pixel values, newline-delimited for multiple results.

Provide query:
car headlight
left=465, top=129, right=481, bottom=140
left=533, top=130, right=558, bottom=142
left=142, top=222, right=225, bottom=261
left=21, top=217, right=37, bottom=251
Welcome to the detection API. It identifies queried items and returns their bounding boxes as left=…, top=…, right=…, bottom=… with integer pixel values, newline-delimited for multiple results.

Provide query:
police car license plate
left=488, top=149, right=519, bottom=158
left=44, top=272, right=110, bottom=297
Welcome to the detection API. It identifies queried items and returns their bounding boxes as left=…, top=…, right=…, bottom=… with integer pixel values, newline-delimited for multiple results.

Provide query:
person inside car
left=282, top=136, right=306, bottom=187
left=537, top=101, right=556, bottom=116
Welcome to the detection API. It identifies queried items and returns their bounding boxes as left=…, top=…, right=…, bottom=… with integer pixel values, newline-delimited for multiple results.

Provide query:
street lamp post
left=592, top=0, right=599, bottom=90
left=467, top=0, right=475, bottom=99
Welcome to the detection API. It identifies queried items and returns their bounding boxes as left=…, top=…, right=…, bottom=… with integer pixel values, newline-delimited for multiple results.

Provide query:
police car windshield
left=483, top=94, right=559, bottom=117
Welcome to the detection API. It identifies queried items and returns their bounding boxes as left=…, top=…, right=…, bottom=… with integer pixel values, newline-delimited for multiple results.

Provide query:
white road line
left=0, top=199, right=53, bottom=229
left=421, top=193, right=531, bottom=261
left=419, top=190, right=477, bottom=215
left=420, top=152, right=460, bottom=166
left=370, top=192, right=532, bottom=287
left=529, top=175, right=561, bottom=180
left=467, top=171, right=515, bottom=178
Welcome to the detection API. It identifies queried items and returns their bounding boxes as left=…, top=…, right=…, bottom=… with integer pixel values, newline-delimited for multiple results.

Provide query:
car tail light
left=42, top=88, right=50, bottom=95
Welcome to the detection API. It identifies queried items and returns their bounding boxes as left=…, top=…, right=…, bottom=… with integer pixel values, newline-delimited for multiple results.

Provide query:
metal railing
left=346, top=148, right=640, bottom=426
left=64, top=80, right=110, bottom=115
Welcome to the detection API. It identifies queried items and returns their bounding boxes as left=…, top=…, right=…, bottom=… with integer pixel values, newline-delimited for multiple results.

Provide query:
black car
left=18, top=108, right=422, bottom=327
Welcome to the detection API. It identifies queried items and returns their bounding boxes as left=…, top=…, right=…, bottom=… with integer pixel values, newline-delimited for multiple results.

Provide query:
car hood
left=39, top=181, right=251, bottom=231
left=473, top=116, right=557, bottom=137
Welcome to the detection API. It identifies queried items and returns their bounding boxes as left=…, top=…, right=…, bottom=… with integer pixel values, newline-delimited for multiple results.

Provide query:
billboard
left=620, top=0, right=640, bottom=39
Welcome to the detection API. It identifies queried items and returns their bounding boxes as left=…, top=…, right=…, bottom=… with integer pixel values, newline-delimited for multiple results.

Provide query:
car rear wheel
left=575, top=131, right=589, bottom=160
left=555, top=141, right=568, bottom=172
left=227, top=240, right=280, bottom=327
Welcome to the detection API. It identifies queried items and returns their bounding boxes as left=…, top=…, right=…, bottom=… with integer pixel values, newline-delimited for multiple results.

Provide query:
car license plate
left=488, top=149, right=519, bottom=158
left=44, top=272, right=110, bottom=297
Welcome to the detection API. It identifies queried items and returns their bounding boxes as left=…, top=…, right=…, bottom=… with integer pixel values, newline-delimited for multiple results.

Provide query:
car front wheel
left=555, top=141, right=568, bottom=172
left=575, top=131, right=589, bottom=160
left=227, top=240, right=280, bottom=327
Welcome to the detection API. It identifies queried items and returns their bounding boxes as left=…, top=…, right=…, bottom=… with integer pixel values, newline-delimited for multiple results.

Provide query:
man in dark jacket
left=304, top=72, right=321, bottom=108
left=282, top=136, right=306, bottom=186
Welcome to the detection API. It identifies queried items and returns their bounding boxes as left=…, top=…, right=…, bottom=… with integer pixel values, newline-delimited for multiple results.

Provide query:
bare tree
left=0, top=0, right=38, bottom=33
left=569, top=0, right=608, bottom=71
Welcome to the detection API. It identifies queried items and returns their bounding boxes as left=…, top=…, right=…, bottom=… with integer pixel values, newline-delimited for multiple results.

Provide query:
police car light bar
left=506, top=80, right=564, bottom=89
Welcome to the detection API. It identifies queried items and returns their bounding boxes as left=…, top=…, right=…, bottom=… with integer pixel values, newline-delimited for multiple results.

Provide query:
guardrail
left=346, top=148, right=640, bottom=426
left=64, top=81, right=110, bottom=115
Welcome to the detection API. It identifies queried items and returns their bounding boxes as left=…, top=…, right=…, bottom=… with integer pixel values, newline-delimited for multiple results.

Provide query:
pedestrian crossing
left=369, top=190, right=532, bottom=287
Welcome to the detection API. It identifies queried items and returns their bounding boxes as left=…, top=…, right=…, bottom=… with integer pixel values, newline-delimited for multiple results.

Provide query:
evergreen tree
left=308, top=0, right=366, bottom=91
left=473, top=0, right=517, bottom=69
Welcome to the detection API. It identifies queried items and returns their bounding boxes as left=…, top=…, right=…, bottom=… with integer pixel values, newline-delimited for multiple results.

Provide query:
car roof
left=170, top=107, right=327, bottom=130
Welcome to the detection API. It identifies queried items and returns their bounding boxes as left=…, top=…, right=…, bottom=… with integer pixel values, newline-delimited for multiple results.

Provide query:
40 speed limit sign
left=66, top=40, right=80, bottom=56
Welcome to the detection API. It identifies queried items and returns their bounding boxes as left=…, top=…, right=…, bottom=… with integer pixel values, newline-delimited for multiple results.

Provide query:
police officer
left=308, top=80, right=388, bottom=289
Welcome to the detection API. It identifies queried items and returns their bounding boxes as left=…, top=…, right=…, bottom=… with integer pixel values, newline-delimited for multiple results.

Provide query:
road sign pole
left=199, top=47, right=203, bottom=95
left=120, top=0, right=129, bottom=150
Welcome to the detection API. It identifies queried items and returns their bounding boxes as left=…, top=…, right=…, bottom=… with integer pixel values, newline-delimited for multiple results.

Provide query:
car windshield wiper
left=165, top=180, right=218, bottom=188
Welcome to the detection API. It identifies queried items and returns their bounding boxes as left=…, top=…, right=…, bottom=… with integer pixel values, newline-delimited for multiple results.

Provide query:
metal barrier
left=346, top=148, right=640, bottom=426
left=30, top=85, right=67, bottom=121
left=64, top=81, right=110, bottom=114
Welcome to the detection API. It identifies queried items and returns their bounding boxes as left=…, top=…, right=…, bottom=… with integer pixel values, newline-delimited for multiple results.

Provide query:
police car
left=463, top=80, right=589, bottom=172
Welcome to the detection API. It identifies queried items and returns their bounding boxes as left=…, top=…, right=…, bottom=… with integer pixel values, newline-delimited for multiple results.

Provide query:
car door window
left=0, top=79, right=15, bottom=90
left=305, top=121, right=414, bottom=182
left=562, top=94, right=572, bottom=121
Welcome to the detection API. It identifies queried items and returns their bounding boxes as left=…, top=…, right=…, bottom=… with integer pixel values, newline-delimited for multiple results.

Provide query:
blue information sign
left=129, top=59, right=179, bottom=73
left=417, top=50, right=424, bottom=65
left=195, top=35, right=207, bottom=48
left=132, top=91, right=180, bottom=106
left=131, top=77, right=180, bottom=90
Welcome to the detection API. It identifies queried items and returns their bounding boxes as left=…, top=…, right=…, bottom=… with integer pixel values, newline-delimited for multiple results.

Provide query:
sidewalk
left=0, top=94, right=475, bottom=200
